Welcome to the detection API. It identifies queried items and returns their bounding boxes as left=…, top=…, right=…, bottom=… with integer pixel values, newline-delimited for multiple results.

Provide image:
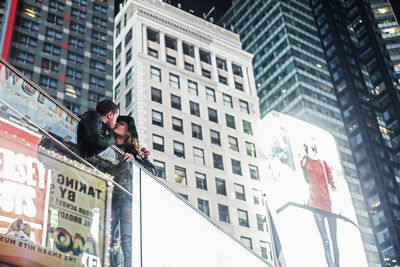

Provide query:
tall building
left=220, top=0, right=380, bottom=266
left=4, top=0, right=114, bottom=114
left=370, top=0, right=400, bottom=82
left=0, top=0, right=14, bottom=58
left=114, top=0, right=274, bottom=263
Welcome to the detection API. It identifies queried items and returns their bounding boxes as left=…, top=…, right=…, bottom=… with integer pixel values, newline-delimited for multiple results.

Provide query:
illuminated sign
left=257, top=111, right=368, bottom=267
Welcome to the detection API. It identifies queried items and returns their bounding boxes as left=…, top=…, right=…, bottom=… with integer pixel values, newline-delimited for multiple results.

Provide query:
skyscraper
left=114, top=0, right=274, bottom=263
left=4, top=0, right=114, bottom=114
left=220, top=0, right=380, bottom=266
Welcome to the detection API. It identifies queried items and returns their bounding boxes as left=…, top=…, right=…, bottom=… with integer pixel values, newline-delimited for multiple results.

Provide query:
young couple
left=77, top=99, right=154, bottom=267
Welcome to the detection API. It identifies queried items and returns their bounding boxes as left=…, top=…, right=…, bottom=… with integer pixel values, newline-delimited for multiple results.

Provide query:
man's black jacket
left=77, top=111, right=115, bottom=158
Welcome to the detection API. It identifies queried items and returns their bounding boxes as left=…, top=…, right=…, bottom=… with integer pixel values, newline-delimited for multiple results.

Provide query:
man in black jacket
left=77, top=99, right=119, bottom=158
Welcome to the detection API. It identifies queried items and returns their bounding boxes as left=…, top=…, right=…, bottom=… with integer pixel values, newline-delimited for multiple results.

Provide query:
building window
left=151, top=87, right=162, bottom=103
left=246, top=142, right=256, bottom=157
left=115, top=62, right=121, bottom=78
left=239, top=100, right=249, bottom=114
left=232, top=159, right=242, bottom=176
left=165, top=35, right=177, bottom=50
left=199, top=49, right=211, bottom=64
left=49, top=0, right=65, bottom=11
left=213, top=153, right=224, bottom=170
left=180, top=194, right=188, bottom=200
left=260, top=241, right=272, bottom=260
left=235, top=82, right=244, bottom=91
left=215, top=178, right=226, bottom=195
left=208, top=108, right=218, bottom=123
left=256, top=214, right=267, bottom=232
left=147, top=28, right=159, bottom=43
left=166, top=55, right=176, bottom=65
left=253, top=189, right=262, bottom=205
left=223, top=93, right=233, bottom=108
left=182, top=42, right=194, bottom=57
left=249, top=165, right=259, bottom=180
left=191, top=123, right=202, bottom=140
left=45, top=28, right=62, bottom=40
left=216, top=57, right=227, bottom=71
left=115, top=42, right=122, bottom=58
left=152, top=110, right=163, bottom=127
left=188, top=80, right=198, bottom=95
left=24, top=4, right=40, bottom=17
left=184, top=62, right=194, bottom=72
left=218, top=204, right=230, bottom=223
left=150, top=66, right=161, bottom=82
left=69, top=37, right=84, bottom=49
left=42, top=59, right=59, bottom=73
left=64, top=102, right=80, bottom=114
left=148, top=48, right=158, bottom=58
left=115, top=22, right=121, bottom=38
left=40, top=76, right=57, bottom=90
left=190, top=101, right=200, bottom=117
left=243, top=120, right=252, bottom=135
left=90, top=59, right=106, bottom=72
left=92, top=30, right=107, bottom=42
left=89, top=75, right=105, bottom=88
left=219, top=75, right=228, bottom=85
left=202, top=69, right=211, bottom=78
left=171, top=94, right=181, bottom=110
left=66, top=68, right=82, bottom=80
left=193, top=147, right=205, bottom=165
left=16, top=50, right=34, bottom=65
left=17, top=68, right=33, bottom=79
left=172, top=117, right=183, bottom=133
left=124, top=29, right=132, bottom=46
left=235, top=183, right=245, bottom=200
left=67, top=52, right=83, bottom=64
left=169, top=73, right=180, bottom=89
left=126, top=48, right=132, bottom=65
left=71, top=8, right=86, bottom=20
left=238, top=209, right=249, bottom=227
left=114, top=82, right=121, bottom=99
left=93, top=3, right=107, bottom=15
left=92, top=16, right=107, bottom=27
left=240, top=236, right=252, bottom=249
left=43, top=42, right=60, bottom=56
left=226, top=114, right=236, bottom=129
left=173, top=141, right=185, bottom=158
left=196, top=172, right=207, bottom=190
left=228, top=136, right=239, bottom=152
left=175, top=166, right=186, bottom=185
left=91, top=45, right=106, bottom=57
left=47, top=13, right=63, bottom=25
left=19, top=34, right=37, bottom=48
left=152, top=134, right=164, bottom=152
left=198, top=198, right=210, bottom=216
left=210, top=130, right=221, bottom=146
left=232, top=63, right=243, bottom=77
left=88, top=91, right=104, bottom=103
left=125, top=90, right=132, bottom=108
left=21, top=19, right=39, bottom=32
left=65, top=84, right=81, bottom=98
left=206, top=87, right=216, bottom=102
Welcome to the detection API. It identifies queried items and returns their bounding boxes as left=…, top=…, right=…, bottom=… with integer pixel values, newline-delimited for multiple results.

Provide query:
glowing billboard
left=257, top=111, right=367, bottom=267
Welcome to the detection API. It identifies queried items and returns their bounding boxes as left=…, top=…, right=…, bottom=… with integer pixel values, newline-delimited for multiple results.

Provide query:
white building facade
left=113, top=0, right=274, bottom=263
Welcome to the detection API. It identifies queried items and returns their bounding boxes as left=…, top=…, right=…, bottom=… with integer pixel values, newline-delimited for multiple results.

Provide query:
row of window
left=24, top=1, right=107, bottom=18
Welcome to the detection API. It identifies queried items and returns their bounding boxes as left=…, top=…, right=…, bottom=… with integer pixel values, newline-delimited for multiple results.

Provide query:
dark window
left=249, top=165, right=259, bottom=180
left=215, top=178, right=227, bottom=195
left=173, top=141, right=185, bottom=158
left=243, top=120, right=252, bottom=135
left=216, top=57, right=227, bottom=71
left=198, top=198, right=210, bottom=216
left=125, top=90, right=132, bottom=108
left=151, top=87, right=162, bottom=103
left=190, top=101, right=200, bottom=117
left=202, top=69, right=211, bottom=78
left=218, top=204, right=230, bottom=223
left=196, top=172, right=207, bottom=190
left=183, top=42, right=194, bottom=57
left=172, top=117, right=183, bottom=133
left=147, top=28, right=159, bottom=43
left=200, top=49, right=211, bottom=64
left=226, top=114, right=236, bottom=129
left=208, top=108, right=218, bottom=123
left=210, top=130, right=221, bottom=146
left=206, top=87, right=216, bottom=102
left=213, top=153, right=224, bottom=170
left=148, top=48, right=158, bottom=58
left=153, top=134, right=164, bottom=152
left=171, top=94, right=181, bottom=110
left=238, top=209, right=249, bottom=227
left=192, top=123, right=203, bottom=140
left=166, top=55, right=176, bottom=65
left=235, top=82, right=244, bottom=91
left=235, top=183, right=245, bottom=201
left=115, top=43, right=122, bottom=58
left=184, top=62, right=194, bottom=72
left=165, top=35, right=177, bottom=50
left=153, top=160, right=166, bottom=179
left=232, top=63, right=243, bottom=77
left=232, top=159, right=242, bottom=175
left=152, top=110, right=163, bottom=127
left=219, top=75, right=228, bottom=85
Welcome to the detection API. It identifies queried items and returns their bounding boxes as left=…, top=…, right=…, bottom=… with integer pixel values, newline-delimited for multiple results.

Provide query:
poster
left=0, top=118, right=51, bottom=246
left=257, top=111, right=367, bottom=267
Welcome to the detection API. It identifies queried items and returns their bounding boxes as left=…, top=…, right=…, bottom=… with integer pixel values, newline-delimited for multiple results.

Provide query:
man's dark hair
left=96, top=99, right=118, bottom=116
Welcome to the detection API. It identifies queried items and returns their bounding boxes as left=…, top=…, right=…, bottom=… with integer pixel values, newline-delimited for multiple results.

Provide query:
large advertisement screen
left=257, top=111, right=367, bottom=267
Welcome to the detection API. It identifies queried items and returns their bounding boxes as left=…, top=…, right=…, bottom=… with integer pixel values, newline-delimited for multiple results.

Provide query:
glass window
left=16, top=50, right=35, bottom=65
left=64, top=101, right=80, bottom=114
left=216, top=57, right=227, bottom=71
left=256, top=214, right=267, bottom=231
left=184, top=62, right=194, bottom=72
left=249, top=165, right=259, bottom=180
left=226, top=114, right=236, bottom=129
left=71, top=8, right=86, bottom=20
left=246, top=142, right=256, bottom=157
left=206, top=87, right=216, bottom=102
left=66, top=67, right=82, bottom=80
left=180, top=194, right=188, bottom=201
left=125, top=28, right=132, bottom=46
left=240, top=236, right=252, bottom=249
left=46, top=28, right=62, bottom=40
left=213, top=153, right=224, bottom=170
left=171, top=94, right=181, bottom=110
left=196, top=172, right=207, bottom=190
left=215, top=178, right=227, bottom=195
left=88, top=91, right=104, bottom=103
left=148, top=48, right=158, bottom=58
left=210, top=130, right=221, bottom=146
left=238, top=209, right=249, bottom=227
left=193, top=147, right=205, bottom=165
left=42, top=59, right=59, bottom=73
left=65, top=84, right=81, bottom=98
left=116, top=21, right=121, bottom=36
left=218, top=204, right=230, bottom=223
left=232, top=159, right=242, bottom=175
left=125, top=90, right=132, bottom=108
left=169, top=73, right=180, bottom=89
left=235, top=82, right=244, bottom=91
left=90, top=59, right=105, bottom=72
left=49, top=0, right=65, bottom=11
left=188, top=80, right=198, bottom=95
left=125, top=68, right=132, bottom=86
left=172, top=117, right=183, bottom=133
left=91, top=45, right=106, bottom=57
left=175, top=166, right=186, bottom=185
left=92, top=16, right=107, bottom=27
left=165, top=35, right=177, bottom=50
left=199, top=49, right=211, bottom=64
left=219, top=75, right=228, bottom=85
left=151, top=87, right=162, bottom=103
left=115, top=43, right=122, bottom=59
left=191, top=123, right=203, bottom=140
left=190, top=101, right=200, bottom=117
left=93, top=3, right=107, bottom=15
left=260, top=241, right=272, bottom=260
left=21, top=19, right=39, bottom=32
left=235, top=183, right=245, bottom=200
left=223, top=93, right=233, bottom=108
left=183, top=42, right=194, bottom=57
left=126, top=48, right=132, bottom=65
left=89, top=75, right=105, bottom=88
left=239, top=100, right=249, bottom=114
left=228, top=136, right=239, bottom=152
left=253, top=189, right=262, bottom=205
left=198, top=198, right=210, bottom=216
left=243, top=120, right=252, bottom=135
left=202, top=69, right=211, bottom=79
left=173, top=141, right=185, bottom=158
left=232, top=63, right=243, bottom=77
left=152, top=134, right=164, bottom=152
left=39, top=76, right=57, bottom=90
left=208, top=108, right=218, bottom=123
left=166, top=55, right=176, bottom=65
left=92, top=30, right=107, bottom=42
left=147, top=28, right=159, bottom=43
left=47, top=13, right=63, bottom=25
left=150, top=66, right=161, bottom=82
left=20, top=34, right=37, bottom=48
left=152, top=110, right=163, bottom=127
left=115, top=82, right=121, bottom=99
